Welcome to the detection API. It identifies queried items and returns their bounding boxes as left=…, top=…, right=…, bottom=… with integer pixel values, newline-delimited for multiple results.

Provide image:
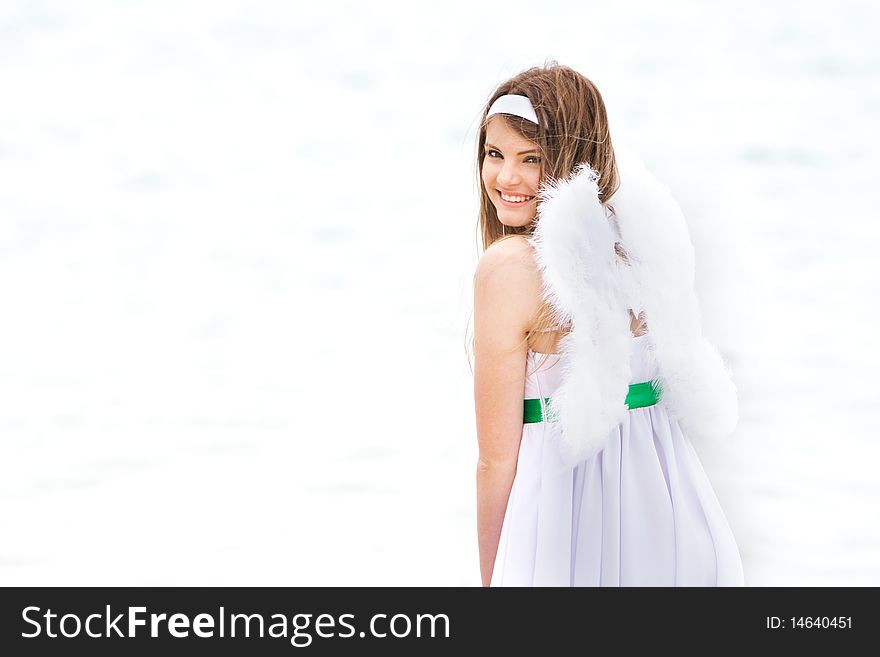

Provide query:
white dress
left=490, top=332, right=745, bottom=587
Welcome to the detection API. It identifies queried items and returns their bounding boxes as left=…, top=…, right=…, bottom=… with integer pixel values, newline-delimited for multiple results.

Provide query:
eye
left=525, top=156, right=541, bottom=164
left=485, top=149, right=501, bottom=158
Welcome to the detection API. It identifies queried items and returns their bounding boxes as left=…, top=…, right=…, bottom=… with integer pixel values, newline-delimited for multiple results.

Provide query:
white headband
left=487, top=94, right=540, bottom=126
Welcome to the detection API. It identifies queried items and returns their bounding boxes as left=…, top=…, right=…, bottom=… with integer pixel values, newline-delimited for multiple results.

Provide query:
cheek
left=528, top=170, right=541, bottom=191
left=480, top=162, right=495, bottom=189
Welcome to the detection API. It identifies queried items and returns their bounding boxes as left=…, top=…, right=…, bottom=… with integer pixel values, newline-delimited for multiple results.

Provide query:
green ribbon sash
left=523, top=380, right=663, bottom=424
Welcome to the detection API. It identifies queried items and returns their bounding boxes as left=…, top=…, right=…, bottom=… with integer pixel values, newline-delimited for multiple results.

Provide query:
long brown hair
left=477, top=61, right=620, bottom=248
left=467, top=60, right=621, bottom=374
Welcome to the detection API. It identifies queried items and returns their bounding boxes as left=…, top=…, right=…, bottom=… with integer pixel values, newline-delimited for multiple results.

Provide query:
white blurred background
left=1, top=0, right=877, bottom=586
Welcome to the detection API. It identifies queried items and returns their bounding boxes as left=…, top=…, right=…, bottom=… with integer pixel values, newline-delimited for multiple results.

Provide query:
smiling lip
left=497, top=190, right=535, bottom=207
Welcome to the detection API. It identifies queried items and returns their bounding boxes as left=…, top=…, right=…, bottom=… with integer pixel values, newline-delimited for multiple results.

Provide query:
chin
left=497, top=212, right=535, bottom=229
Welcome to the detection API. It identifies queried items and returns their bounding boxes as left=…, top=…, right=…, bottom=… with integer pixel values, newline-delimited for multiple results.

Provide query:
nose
left=496, top=159, right=522, bottom=187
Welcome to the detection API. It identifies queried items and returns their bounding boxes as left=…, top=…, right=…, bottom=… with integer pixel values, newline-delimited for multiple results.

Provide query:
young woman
left=472, top=62, right=745, bottom=587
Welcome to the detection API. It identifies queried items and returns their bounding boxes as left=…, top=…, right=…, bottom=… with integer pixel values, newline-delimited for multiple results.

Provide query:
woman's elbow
left=477, top=452, right=519, bottom=475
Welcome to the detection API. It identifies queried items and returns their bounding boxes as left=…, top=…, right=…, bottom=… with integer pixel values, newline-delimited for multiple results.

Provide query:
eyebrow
left=485, top=142, right=539, bottom=155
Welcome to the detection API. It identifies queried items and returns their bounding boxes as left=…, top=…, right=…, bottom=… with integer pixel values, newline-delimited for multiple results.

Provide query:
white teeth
left=501, top=192, right=533, bottom=203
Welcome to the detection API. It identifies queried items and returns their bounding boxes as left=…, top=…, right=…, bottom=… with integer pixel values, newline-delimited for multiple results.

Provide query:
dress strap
left=531, top=319, right=573, bottom=334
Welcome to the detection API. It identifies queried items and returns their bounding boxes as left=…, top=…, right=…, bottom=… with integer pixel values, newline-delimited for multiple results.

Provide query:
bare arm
left=473, top=236, right=541, bottom=587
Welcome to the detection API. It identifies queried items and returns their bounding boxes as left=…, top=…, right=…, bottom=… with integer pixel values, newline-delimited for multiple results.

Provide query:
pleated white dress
left=490, top=332, right=745, bottom=587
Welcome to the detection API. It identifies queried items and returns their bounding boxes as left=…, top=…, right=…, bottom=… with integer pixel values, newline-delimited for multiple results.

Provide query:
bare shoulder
left=474, top=235, right=542, bottom=333
left=475, top=235, right=540, bottom=287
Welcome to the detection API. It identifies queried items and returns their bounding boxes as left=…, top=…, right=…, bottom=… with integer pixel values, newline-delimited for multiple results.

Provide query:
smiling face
left=481, top=115, right=543, bottom=229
